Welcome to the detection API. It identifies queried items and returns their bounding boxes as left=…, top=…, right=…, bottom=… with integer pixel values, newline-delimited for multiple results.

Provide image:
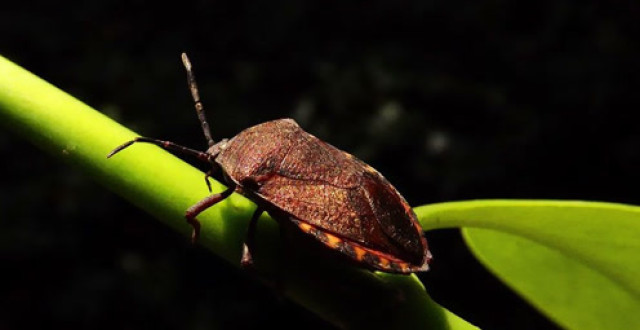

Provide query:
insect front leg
left=185, top=185, right=236, bottom=242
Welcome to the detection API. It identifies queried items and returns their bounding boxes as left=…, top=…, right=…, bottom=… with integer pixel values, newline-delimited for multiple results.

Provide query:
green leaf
left=0, top=54, right=476, bottom=330
left=416, top=200, right=640, bottom=329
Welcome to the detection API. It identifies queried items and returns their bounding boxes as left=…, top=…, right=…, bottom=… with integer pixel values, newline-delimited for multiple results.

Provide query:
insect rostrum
left=108, top=53, right=432, bottom=274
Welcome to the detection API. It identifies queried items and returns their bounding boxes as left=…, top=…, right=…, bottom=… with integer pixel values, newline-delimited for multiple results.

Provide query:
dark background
left=2, top=1, right=639, bottom=329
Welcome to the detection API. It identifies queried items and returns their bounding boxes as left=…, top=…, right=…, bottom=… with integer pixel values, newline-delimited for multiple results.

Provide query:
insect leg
left=241, top=208, right=263, bottom=268
left=204, top=168, right=216, bottom=193
left=185, top=185, right=235, bottom=242
left=107, top=137, right=211, bottom=163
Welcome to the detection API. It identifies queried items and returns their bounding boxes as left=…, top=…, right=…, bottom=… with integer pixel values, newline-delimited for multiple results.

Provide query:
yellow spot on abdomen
left=325, top=233, right=343, bottom=248
left=377, top=257, right=390, bottom=269
left=353, top=246, right=366, bottom=261
left=298, top=222, right=313, bottom=233
left=397, top=262, right=410, bottom=273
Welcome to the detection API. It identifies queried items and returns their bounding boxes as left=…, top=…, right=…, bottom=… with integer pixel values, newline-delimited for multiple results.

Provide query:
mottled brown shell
left=215, top=118, right=431, bottom=273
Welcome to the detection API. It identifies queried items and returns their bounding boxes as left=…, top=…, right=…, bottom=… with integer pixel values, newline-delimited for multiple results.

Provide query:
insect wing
left=255, top=131, right=427, bottom=266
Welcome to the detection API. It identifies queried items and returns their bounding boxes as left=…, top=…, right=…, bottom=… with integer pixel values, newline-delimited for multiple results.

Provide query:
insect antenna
left=181, top=52, right=215, bottom=147
left=107, top=137, right=211, bottom=163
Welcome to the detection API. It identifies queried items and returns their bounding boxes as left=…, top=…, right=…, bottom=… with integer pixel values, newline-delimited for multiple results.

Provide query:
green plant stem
left=0, top=55, right=476, bottom=329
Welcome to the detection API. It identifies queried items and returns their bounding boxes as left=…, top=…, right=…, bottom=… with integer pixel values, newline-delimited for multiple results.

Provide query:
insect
left=108, top=53, right=432, bottom=274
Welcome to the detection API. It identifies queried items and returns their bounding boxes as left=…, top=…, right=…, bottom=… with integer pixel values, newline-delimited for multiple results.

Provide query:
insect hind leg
left=241, top=208, right=263, bottom=268
left=107, top=136, right=211, bottom=163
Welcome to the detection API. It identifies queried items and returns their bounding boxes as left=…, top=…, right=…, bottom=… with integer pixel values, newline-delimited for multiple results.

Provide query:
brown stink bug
left=108, top=53, right=432, bottom=274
